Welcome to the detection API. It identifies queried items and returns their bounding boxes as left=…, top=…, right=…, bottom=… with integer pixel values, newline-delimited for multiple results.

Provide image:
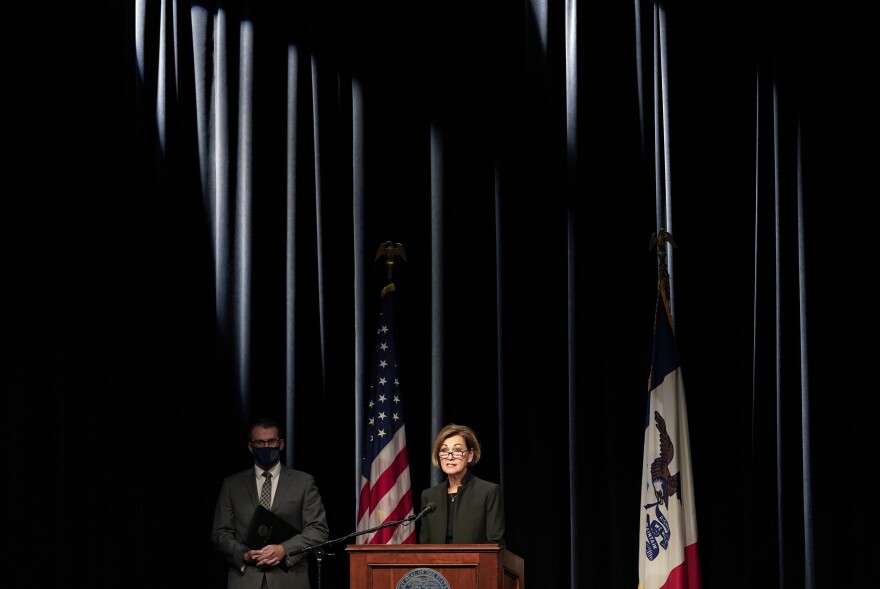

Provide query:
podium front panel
left=346, top=544, right=523, bottom=589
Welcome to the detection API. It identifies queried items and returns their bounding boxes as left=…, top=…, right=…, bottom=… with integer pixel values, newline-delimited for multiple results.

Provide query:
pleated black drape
left=12, top=0, right=877, bottom=588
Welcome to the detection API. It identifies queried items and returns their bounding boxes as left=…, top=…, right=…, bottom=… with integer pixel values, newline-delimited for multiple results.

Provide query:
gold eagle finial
left=375, top=241, right=407, bottom=281
left=649, top=229, right=676, bottom=259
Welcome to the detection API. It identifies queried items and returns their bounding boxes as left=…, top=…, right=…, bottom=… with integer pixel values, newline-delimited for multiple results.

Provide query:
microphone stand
left=289, top=511, right=425, bottom=589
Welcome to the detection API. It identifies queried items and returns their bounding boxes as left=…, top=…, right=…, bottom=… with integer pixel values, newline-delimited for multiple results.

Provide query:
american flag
left=356, top=283, right=415, bottom=544
left=638, top=261, right=702, bottom=589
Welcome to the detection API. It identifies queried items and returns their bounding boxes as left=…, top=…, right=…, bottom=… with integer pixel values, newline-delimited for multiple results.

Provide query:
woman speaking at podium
left=418, top=423, right=505, bottom=545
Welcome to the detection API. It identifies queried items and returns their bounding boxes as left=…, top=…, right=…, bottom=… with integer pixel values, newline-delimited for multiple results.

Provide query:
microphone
left=410, top=502, right=437, bottom=522
left=292, top=502, right=439, bottom=556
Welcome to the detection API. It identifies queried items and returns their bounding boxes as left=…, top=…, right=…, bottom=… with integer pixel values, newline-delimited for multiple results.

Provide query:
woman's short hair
left=430, top=423, right=483, bottom=468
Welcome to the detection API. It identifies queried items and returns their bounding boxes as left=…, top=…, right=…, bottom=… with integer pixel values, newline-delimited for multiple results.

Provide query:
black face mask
left=252, top=446, right=281, bottom=470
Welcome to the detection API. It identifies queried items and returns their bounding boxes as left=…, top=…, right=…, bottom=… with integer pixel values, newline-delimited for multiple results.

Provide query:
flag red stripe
left=367, top=491, right=414, bottom=543
left=368, top=448, right=409, bottom=507
left=659, top=542, right=701, bottom=589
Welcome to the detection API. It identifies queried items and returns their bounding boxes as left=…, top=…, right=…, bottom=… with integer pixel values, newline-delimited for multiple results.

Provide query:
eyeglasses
left=438, top=449, right=467, bottom=460
left=250, top=439, right=280, bottom=448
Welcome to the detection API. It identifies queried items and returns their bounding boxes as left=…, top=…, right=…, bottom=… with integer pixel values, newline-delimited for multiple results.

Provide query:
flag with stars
left=638, top=261, right=702, bottom=589
left=356, top=283, right=415, bottom=544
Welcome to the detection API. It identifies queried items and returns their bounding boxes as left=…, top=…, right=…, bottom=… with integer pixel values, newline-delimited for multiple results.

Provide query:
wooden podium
left=346, top=543, right=524, bottom=589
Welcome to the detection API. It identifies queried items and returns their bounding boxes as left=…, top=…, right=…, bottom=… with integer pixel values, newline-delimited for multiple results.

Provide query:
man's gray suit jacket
left=211, top=465, right=329, bottom=589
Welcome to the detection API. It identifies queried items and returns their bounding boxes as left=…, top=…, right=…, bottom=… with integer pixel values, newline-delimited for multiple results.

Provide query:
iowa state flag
left=356, top=283, right=415, bottom=543
left=638, top=262, right=702, bottom=589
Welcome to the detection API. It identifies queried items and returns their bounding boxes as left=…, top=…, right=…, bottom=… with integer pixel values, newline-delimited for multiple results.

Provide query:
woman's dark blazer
left=418, top=470, right=505, bottom=545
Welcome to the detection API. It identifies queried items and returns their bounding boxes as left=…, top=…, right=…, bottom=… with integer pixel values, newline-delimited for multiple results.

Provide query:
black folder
left=243, top=506, right=301, bottom=548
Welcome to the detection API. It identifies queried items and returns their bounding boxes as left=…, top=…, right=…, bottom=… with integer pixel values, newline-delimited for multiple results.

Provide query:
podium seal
left=396, top=567, right=451, bottom=589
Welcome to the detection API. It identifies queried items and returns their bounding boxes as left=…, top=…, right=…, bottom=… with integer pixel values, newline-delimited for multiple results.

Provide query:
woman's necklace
left=449, top=480, right=462, bottom=502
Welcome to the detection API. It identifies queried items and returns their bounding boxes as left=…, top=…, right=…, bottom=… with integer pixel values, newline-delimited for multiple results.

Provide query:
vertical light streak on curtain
left=751, top=69, right=760, bottom=451
left=352, top=78, right=367, bottom=504
left=310, top=55, right=328, bottom=390
left=493, top=162, right=505, bottom=492
left=156, top=0, right=168, bottom=152
left=651, top=4, right=663, bottom=236
left=171, top=0, right=180, bottom=99
left=633, top=0, right=648, bottom=179
left=530, top=0, right=549, bottom=53
left=750, top=55, right=765, bottom=588
left=213, top=9, right=232, bottom=362
left=190, top=6, right=214, bottom=243
left=235, top=21, right=255, bottom=413
left=564, top=0, right=579, bottom=586
left=285, top=44, right=300, bottom=464
left=656, top=1, right=674, bottom=312
left=135, top=0, right=146, bottom=82
left=429, top=124, right=445, bottom=487
left=795, top=121, right=815, bottom=588
left=771, top=76, right=785, bottom=589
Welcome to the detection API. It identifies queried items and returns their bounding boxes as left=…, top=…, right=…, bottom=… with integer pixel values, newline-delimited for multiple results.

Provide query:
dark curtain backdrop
left=12, top=0, right=877, bottom=588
